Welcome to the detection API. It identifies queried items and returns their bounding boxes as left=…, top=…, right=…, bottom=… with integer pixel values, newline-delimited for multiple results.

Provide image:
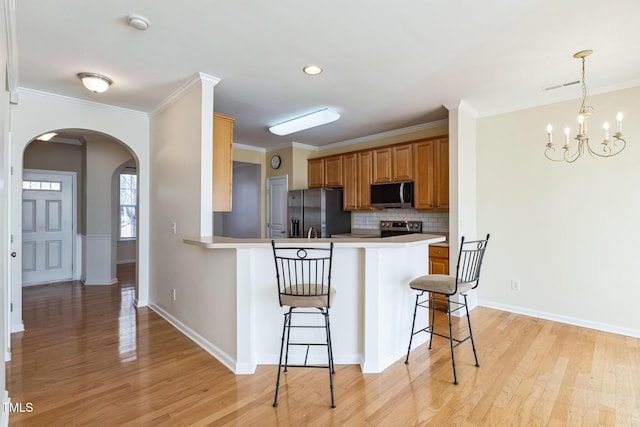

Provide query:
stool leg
left=405, top=292, right=421, bottom=364
left=428, top=294, right=436, bottom=350
left=325, top=309, right=335, bottom=375
left=324, top=310, right=336, bottom=409
left=446, top=297, right=458, bottom=385
left=273, top=309, right=291, bottom=407
left=463, top=294, right=480, bottom=368
left=283, top=310, right=293, bottom=373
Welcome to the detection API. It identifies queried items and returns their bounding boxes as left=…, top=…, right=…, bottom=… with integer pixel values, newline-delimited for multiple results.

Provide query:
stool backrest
left=271, top=241, right=334, bottom=307
left=454, top=234, right=490, bottom=293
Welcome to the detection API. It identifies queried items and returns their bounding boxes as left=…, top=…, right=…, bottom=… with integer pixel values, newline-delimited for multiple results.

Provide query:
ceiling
left=14, top=1, right=640, bottom=150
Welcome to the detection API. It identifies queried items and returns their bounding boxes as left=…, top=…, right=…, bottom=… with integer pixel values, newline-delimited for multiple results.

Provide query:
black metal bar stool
left=405, top=234, right=490, bottom=384
left=271, top=240, right=336, bottom=409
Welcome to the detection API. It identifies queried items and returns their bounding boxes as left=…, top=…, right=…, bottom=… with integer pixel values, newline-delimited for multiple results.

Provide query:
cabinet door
left=212, top=113, right=235, bottom=212
left=357, top=151, right=373, bottom=210
left=393, top=144, right=413, bottom=181
left=324, top=155, right=343, bottom=187
left=372, top=148, right=392, bottom=183
left=413, top=140, right=435, bottom=209
left=435, top=138, right=449, bottom=209
left=343, top=153, right=358, bottom=210
left=308, top=158, right=325, bottom=188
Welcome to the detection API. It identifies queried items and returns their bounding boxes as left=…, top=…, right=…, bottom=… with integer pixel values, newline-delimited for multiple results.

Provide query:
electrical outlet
left=172, top=288, right=177, bottom=301
left=171, top=222, right=177, bottom=235
left=511, top=280, right=521, bottom=291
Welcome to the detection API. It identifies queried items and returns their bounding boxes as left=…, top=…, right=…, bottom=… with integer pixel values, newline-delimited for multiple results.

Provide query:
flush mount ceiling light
left=77, top=72, right=113, bottom=93
left=269, top=108, right=340, bottom=136
left=303, top=65, right=323, bottom=75
left=127, top=14, right=150, bottom=31
left=36, top=132, right=57, bottom=142
left=544, top=50, right=626, bottom=163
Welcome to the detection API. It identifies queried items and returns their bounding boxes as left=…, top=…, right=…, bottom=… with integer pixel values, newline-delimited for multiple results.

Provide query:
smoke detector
left=127, top=14, right=150, bottom=31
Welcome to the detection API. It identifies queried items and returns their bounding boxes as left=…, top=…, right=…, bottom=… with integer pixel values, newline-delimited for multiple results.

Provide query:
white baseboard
left=117, top=259, right=136, bottom=265
left=479, top=299, right=640, bottom=339
left=150, top=304, right=239, bottom=373
left=10, top=322, right=24, bottom=334
left=82, top=278, right=118, bottom=286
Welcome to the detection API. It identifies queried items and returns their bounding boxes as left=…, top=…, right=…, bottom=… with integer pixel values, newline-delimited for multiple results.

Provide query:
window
left=23, top=180, right=62, bottom=191
left=119, top=173, right=137, bottom=240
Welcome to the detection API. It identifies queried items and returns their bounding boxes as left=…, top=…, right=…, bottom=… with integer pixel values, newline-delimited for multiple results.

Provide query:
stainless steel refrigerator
left=287, top=188, right=351, bottom=238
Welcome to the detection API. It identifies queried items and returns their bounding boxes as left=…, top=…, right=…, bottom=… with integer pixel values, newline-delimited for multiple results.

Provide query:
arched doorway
left=13, top=128, right=143, bottom=333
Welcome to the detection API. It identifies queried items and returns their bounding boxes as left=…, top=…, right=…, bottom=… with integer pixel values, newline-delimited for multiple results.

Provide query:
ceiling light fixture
left=36, top=132, right=57, bottom=142
left=545, top=50, right=626, bottom=163
left=127, top=14, right=150, bottom=31
left=303, top=65, right=323, bottom=75
left=77, top=72, right=113, bottom=93
left=269, top=108, right=340, bottom=136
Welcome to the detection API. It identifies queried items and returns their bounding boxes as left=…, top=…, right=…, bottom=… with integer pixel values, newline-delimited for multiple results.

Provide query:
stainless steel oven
left=379, top=220, right=423, bottom=237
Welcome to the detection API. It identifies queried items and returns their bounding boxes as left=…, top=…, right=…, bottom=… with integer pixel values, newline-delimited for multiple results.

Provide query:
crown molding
left=443, top=100, right=478, bottom=118
left=321, top=120, right=449, bottom=151
left=233, top=142, right=265, bottom=153
left=16, top=87, right=148, bottom=118
left=150, top=72, right=221, bottom=117
left=291, top=141, right=320, bottom=151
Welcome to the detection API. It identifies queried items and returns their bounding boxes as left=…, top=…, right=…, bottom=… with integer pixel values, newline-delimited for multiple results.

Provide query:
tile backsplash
left=352, top=210, right=449, bottom=233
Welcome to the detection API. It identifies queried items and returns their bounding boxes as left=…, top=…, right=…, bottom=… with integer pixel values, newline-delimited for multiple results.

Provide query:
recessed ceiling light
left=303, top=65, right=323, bottom=75
left=36, top=132, right=57, bottom=142
left=128, top=14, right=150, bottom=31
left=269, top=108, right=340, bottom=136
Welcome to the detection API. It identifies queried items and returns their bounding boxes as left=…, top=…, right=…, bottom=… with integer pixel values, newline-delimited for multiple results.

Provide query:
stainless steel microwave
left=370, top=182, right=414, bottom=208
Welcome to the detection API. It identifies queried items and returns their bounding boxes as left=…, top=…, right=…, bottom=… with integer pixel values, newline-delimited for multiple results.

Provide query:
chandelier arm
left=563, top=147, right=580, bottom=163
left=585, top=137, right=626, bottom=158
left=544, top=146, right=567, bottom=162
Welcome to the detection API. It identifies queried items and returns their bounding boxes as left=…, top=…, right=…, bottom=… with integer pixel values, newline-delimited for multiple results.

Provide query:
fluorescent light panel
left=269, top=108, right=340, bottom=136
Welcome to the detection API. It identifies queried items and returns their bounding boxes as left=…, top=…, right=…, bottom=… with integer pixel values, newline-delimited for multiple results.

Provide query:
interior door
left=22, top=170, right=74, bottom=285
left=267, top=175, right=288, bottom=238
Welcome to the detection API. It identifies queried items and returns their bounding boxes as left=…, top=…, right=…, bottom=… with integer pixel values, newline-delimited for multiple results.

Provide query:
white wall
left=10, top=90, right=150, bottom=330
left=476, top=86, right=640, bottom=337
left=84, top=135, right=133, bottom=285
left=148, top=74, right=225, bottom=351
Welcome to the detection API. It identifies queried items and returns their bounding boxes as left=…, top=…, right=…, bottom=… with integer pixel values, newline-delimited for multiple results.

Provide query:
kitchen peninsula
left=175, top=233, right=445, bottom=374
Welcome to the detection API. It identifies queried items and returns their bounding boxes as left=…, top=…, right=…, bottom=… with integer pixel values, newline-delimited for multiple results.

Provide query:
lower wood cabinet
left=429, top=245, right=449, bottom=310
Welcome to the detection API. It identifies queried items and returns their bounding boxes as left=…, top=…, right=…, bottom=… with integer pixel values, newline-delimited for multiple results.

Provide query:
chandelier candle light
left=544, top=50, right=626, bottom=163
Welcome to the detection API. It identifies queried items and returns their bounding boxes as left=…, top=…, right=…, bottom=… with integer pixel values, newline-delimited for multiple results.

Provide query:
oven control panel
left=379, top=220, right=423, bottom=233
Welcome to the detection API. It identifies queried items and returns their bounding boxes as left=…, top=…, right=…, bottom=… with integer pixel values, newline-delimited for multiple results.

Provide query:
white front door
left=22, top=170, right=74, bottom=286
left=267, top=175, right=288, bottom=238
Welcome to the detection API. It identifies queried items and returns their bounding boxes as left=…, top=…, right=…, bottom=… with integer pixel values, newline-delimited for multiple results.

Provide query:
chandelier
left=544, top=50, right=626, bottom=163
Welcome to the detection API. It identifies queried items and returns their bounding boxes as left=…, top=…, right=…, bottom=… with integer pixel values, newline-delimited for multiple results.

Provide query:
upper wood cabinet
left=414, top=137, right=448, bottom=210
left=343, top=151, right=372, bottom=211
left=308, top=158, right=325, bottom=188
left=372, top=144, right=413, bottom=183
left=212, top=113, right=235, bottom=212
left=324, top=155, right=344, bottom=187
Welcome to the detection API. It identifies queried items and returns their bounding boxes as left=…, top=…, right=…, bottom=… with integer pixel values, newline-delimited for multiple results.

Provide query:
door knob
left=10, top=252, right=16, bottom=258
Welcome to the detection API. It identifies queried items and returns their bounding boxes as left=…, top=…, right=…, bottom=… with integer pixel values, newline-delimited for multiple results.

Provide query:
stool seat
left=409, top=274, right=472, bottom=295
left=280, top=285, right=335, bottom=308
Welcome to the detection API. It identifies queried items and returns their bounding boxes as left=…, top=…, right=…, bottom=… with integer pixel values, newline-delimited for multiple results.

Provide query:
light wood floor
left=7, top=264, right=640, bottom=426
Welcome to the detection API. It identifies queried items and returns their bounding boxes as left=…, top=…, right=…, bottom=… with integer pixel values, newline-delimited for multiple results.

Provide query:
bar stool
left=271, top=240, right=336, bottom=409
left=405, top=234, right=490, bottom=384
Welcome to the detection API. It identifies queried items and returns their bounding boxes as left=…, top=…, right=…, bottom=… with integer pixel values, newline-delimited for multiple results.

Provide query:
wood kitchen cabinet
left=414, top=137, right=449, bottom=210
left=308, top=155, right=343, bottom=188
left=308, top=158, right=324, bottom=188
left=429, top=245, right=449, bottom=310
left=324, top=155, right=344, bottom=187
left=343, top=151, right=372, bottom=210
left=372, top=144, right=413, bottom=183
left=212, top=113, right=235, bottom=212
